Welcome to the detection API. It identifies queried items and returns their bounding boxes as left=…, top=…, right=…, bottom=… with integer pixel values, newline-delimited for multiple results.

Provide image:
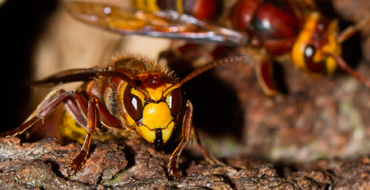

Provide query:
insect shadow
left=167, top=59, right=245, bottom=141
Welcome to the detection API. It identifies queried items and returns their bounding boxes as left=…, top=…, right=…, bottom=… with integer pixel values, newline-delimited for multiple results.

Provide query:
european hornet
left=3, top=0, right=369, bottom=178
left=65, top=0, right=370, bottom=95
left=0, top=55, right=248, bottom=177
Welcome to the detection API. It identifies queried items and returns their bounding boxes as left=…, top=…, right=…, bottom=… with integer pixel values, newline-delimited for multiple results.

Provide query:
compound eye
left=124, top=85, right=143, bottom=121
left=167, top=88, right=182, bottom=116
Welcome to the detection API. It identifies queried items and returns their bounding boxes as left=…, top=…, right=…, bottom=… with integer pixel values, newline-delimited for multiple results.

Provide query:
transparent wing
left=65, top=1, right=248, bottom=46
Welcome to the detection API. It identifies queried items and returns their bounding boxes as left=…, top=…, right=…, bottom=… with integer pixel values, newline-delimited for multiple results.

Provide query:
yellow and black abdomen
left=59, top=111, right=126, bottom=144
left=59, top=111, right=86, bottom=144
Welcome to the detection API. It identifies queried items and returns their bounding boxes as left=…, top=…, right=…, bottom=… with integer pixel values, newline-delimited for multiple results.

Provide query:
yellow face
left=291, top=12, right=341, bottom=78
left=119, top=79, right=181, bottom=147
left=136, top=101, right=175, bottom=146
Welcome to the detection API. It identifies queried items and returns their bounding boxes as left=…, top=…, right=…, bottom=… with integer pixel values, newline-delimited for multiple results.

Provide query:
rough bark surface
left=1, top=137, right=370, bottom=189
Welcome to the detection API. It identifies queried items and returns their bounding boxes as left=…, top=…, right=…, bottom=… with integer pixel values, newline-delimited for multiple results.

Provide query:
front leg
left=167, top=100, right=224, bottom=177
left=168, top=100, right=193, bottom=177
left=70, top=96, right=98, bottom=171
left=326, top=53, right=370, bottom=89
left=70, top=95, right=123, bottom=171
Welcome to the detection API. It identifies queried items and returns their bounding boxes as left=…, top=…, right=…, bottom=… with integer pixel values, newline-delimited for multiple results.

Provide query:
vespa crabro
left=0, top=55, right=250, bottom=177
left=65, top=0, right=370, bottom=96
left=3, top=0, right=370, bottom=178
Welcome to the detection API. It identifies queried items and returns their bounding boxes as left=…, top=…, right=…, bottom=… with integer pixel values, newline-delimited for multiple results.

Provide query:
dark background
left=0, top=0, right=58, bottom=131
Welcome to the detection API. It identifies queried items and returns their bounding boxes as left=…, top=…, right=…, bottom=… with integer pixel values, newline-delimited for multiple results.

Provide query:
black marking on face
left=154, top=129, right=163, bottom=147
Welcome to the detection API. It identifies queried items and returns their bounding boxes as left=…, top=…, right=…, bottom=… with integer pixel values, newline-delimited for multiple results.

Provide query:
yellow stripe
left=177, top=0, right=183, bottom=14
left=147, top=0, right=160, bottom=11
left=134, top=0, right=146, bottom=10
left=322, top=20, right=341, bottom=75
left=134, top=0, right=159, bottom=11
left=291, top=12, right=319, bottom=75
left=60, top=111, right=87, bottom=144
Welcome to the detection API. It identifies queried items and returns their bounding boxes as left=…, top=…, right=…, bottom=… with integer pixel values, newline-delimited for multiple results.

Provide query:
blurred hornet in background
left=66, top=0, right=370, bottom=96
